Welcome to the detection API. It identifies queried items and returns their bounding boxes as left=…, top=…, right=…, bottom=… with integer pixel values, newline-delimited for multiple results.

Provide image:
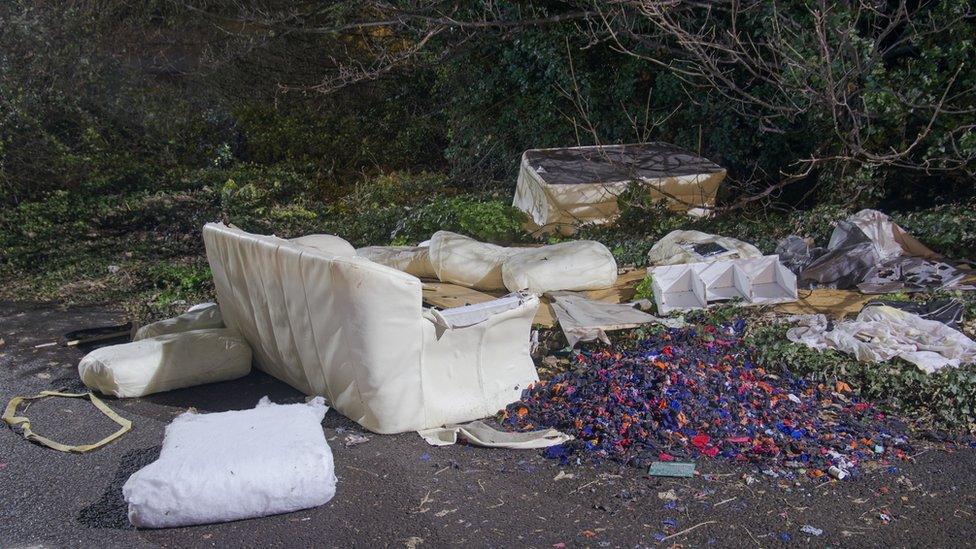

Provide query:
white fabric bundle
left=134, top=303, right=224, bottom=341
left=123, top=397, right=336, bottom=528
left=78, top=329, right=252, bottom=398
left=647, top=230, right=763, bottom=266
left=428, top=231, right=524, bottom=290
left=426, top=231, right=618, bottom=292
left=787, top=305, right=976, bottom=374
left=501, top=240, right=617, bottom=293
left=357, top=245, right=436, bottom=278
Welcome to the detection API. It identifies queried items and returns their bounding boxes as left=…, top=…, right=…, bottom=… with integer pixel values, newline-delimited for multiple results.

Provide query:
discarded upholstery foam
left=650, top=256, right=797, bottom=313
left=547, top=291, right=683, bottom=347
left=418, top=420, right=572, bottom=448
left=786, top=305, right=976, bottom=374
left=501, top=240, right=618, bottom=293
left=290, top=233, right=357, bottom=256
left=512, top=143, right=727, bottom=235
left=357, top=245, right=436, bottom=279
left=133, top=303, right=224, bottom=340
left=646, top=230, right=763, bottom=266
left=123, top=397, right=336, bottom=528
left=203, top=222, right=541, bottom=434
left=429, top=292, right=529, bottom=329
left=427, top=230, right=524, bottom=290
left=79, top=329, right=252, bottom=398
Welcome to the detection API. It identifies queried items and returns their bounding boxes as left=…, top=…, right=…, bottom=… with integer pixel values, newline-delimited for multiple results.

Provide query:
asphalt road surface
left=2, top=301, right=975, bottom=548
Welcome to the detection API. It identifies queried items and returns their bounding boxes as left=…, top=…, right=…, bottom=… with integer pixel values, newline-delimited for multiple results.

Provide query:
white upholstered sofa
left=202, top=223, right=540, bottom=434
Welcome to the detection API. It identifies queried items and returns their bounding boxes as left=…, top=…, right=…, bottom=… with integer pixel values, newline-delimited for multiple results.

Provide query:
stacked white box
left=650, top=255, right=797, bottom=313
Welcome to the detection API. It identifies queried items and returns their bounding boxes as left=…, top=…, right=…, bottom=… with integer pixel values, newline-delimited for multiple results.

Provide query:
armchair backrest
left=203, top=222, right=428, bottom=432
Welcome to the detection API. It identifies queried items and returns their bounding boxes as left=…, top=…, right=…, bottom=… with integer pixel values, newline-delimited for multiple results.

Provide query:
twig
left=662, top=520, right=717, bottom=541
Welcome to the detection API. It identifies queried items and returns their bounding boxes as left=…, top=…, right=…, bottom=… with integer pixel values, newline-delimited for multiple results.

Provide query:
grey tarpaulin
left=786, top=209, right=973, bottom=292
left=418, top=420, right=572, bottom=448
left=546, top=291, right=684, bottom=347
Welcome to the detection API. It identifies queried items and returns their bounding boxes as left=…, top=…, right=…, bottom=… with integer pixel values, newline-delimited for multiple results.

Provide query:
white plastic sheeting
left=787, top=305, right=976, bottom=374
left=356, top=245, right=436, bottom=278
left=133, top=303, right=224, bottom=341
left=203, top=223, right=541, bottom=434
left=123, top=397, right=336, bottom=528
left=78, top=328, right=252, bottom=398
left=512, top=143, right=727, bottom=235
left=647, top=230, right=763, bottom=266
left=418, top=420, right=572, bottom=448
left=501, top=240, right=618, bottom=294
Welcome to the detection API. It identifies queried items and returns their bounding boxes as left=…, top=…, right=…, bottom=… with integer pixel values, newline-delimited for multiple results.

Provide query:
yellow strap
left=2, top=390, right=132, bottom=453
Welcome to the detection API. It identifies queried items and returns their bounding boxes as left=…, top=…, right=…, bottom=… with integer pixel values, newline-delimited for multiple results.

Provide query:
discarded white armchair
left=202, top=223, right=540, bottom=434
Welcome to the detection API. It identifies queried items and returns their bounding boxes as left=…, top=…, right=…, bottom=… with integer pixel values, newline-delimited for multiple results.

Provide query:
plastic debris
left=649, top=462, right=696, bottom=478
left=657, top=489, right=678, bottom=501
left=343, top=432, right=370, bottom=447
left=800, top=525, right=824, bottom=536
left=504, top=321, right=911, bottom=477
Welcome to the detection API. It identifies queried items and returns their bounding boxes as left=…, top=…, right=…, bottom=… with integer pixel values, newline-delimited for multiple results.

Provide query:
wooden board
left=422, top=268, right=649, bottom=327
left=772, top=288, right=876, bottom=319
left=423, top=269, right=891, bottom=326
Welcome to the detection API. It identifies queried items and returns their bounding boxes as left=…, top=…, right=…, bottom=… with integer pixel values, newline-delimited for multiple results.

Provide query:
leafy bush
left=748, top=324, right=976, bottom=430
left=392, top=196, right=528, bottom=244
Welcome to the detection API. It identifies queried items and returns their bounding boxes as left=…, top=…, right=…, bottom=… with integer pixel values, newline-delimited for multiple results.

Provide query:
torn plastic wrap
left=787, top=209, right=971, bottom=292
left=861, top=299, right=965, bottom=329
left=858, top=257, right=972, bottom=294
left=786, top=305, right=976, bottom=374
left=797, top=221, right=881, bottom=289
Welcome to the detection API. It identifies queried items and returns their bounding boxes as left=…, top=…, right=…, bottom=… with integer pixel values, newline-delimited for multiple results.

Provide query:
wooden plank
left=772, top=288, right=875, bottom=319
left=584, top=268, right=646, bottom=303
left=421, top=268, right=647, bottom=328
